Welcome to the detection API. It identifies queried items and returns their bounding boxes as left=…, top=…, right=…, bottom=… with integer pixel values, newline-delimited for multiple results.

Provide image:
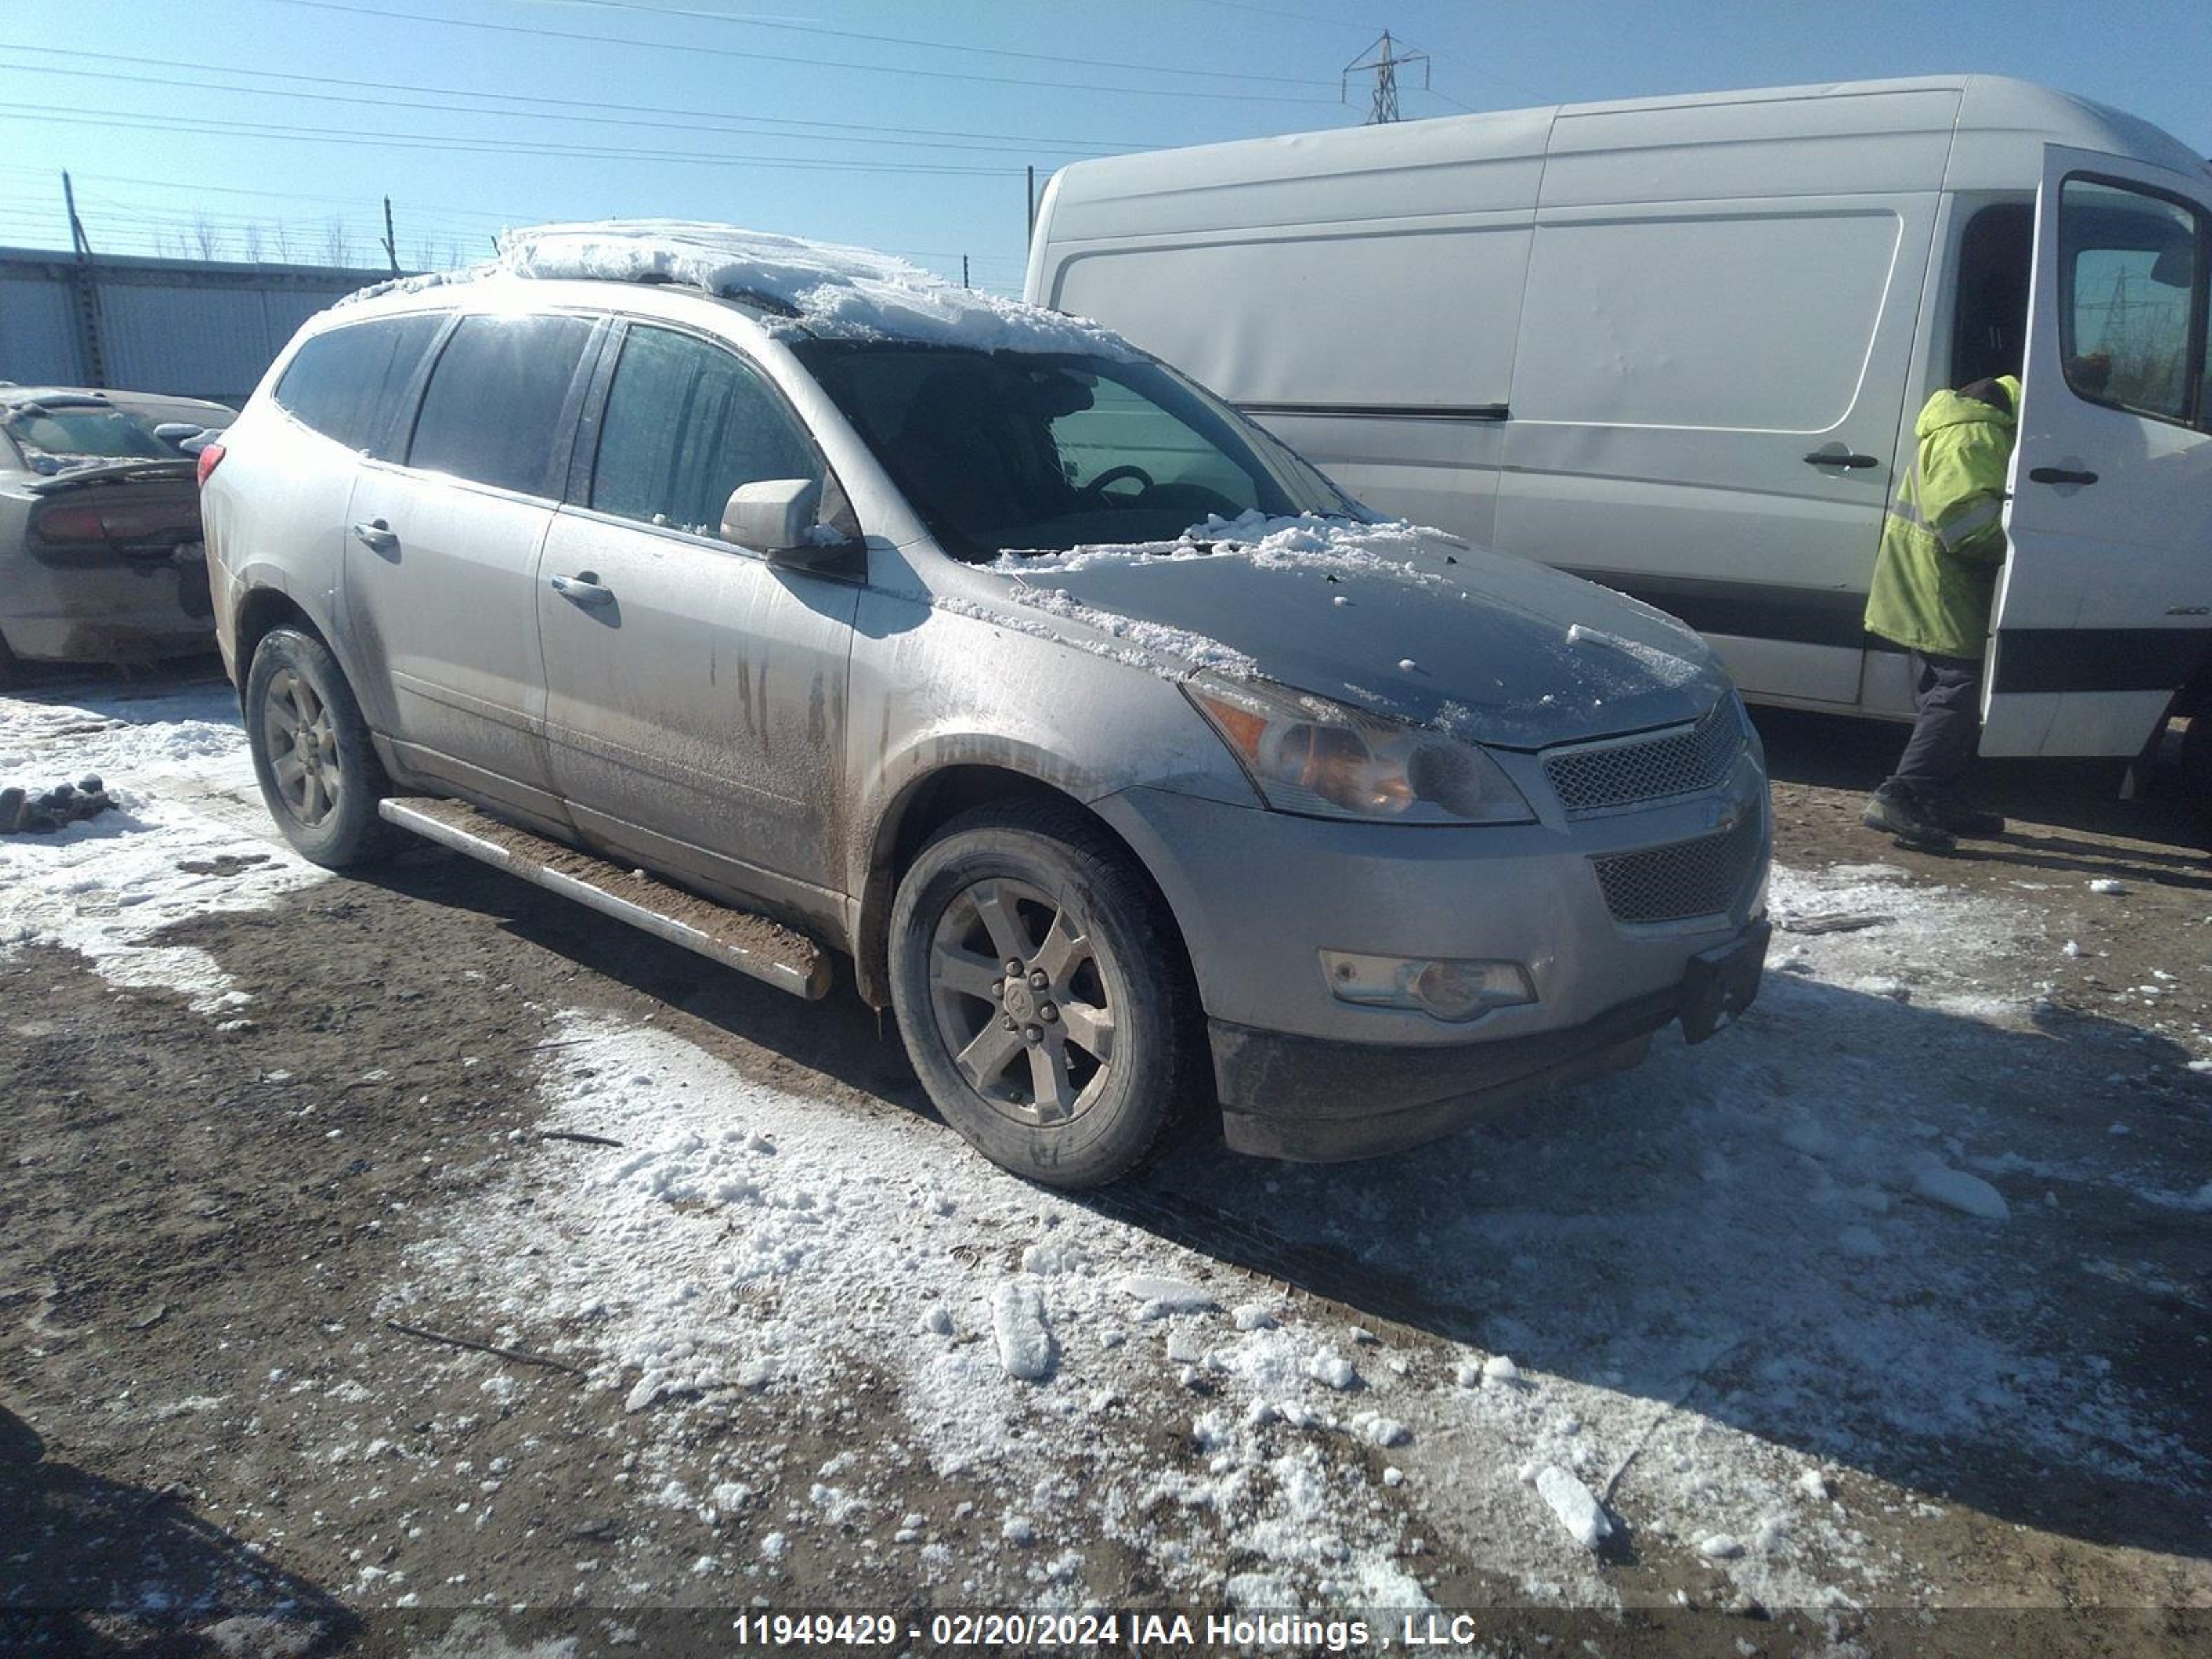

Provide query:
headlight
left=1185, top=675, right=1534, bottom=825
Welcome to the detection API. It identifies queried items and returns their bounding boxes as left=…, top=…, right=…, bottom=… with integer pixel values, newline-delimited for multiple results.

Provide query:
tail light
left=196, top=442, right=226, bottom=487
left=32, top=497, right=201, bottom=546
left=32, top=503, right=107, bottom=542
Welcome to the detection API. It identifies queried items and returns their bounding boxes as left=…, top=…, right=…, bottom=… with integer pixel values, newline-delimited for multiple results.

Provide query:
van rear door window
left=274, top=314, right=444, bottom=455
left=408, top=313, right=594, bottom=496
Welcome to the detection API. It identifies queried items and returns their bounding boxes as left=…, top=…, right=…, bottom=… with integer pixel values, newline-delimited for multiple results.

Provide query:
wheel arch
left=851, top=761, right=1198, bottom=1018
left=232, top=586, right=328, bottom=716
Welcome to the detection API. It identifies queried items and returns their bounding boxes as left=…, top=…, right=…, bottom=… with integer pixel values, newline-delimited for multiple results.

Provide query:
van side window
left=409, top=313, right=594, bottom=496
left=1949, top=203, right=2032, bottom=388
left=590, top=326, right=824, bottom=539
left=2059, top=178, right=2204, bottom=426
left=274, top=315, right=444, bottom=456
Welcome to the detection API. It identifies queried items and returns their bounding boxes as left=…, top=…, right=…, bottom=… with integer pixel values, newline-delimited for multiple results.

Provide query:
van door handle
left=1803, top=451, right=1880, bottom=469
left=550, top=571, right=614, bottom=608
left=2028, top=466, right=2099, bottom=487
left=350, top=518, right=397, bottom=554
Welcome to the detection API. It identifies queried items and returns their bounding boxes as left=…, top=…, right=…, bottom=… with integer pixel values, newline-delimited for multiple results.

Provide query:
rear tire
left=245, top=627, right=393, bottom=868
left=888, top=800, right=1199, bottom=1189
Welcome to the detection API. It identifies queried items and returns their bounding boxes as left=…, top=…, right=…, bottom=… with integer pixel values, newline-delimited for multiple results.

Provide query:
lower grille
left=1590, top=808, right=1765, bottom=924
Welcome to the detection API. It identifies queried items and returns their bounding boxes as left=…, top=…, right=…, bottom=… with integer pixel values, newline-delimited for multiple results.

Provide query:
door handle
left=1803, top=451, right=1880, bottom=469
left=350, top=517, right=397, bottom=554
left=2027, top=466, right=2099, bottom=487
left=550, top=571, right=614, bottom=607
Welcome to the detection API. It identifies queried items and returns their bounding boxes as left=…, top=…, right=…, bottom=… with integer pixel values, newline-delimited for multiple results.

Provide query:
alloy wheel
left=262, top=666, right=342, bottom=827
left=926, top=876, right=1118, bottom=1125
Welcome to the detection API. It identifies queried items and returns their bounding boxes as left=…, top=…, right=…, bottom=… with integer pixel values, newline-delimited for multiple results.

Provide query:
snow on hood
left=341, top=220, right=1140, bottom=357
left=982, top=512, right=1730, bottom=749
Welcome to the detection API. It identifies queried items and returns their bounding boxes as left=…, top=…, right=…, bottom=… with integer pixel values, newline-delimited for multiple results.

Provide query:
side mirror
left=721, top=478, right=822, bottom=556
left=2149, top=241, right=2194, bottom=288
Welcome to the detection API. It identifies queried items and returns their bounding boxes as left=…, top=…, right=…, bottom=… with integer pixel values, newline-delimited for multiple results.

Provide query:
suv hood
left=971, top=515, right=1729, bottom=749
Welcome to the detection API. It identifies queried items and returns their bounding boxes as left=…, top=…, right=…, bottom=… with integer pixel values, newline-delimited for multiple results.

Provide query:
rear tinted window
left=409, top=313, right=594, bottom=496
left=1, top=402, right=169, bottom=472
left=274, top=314, right=444, bottom=456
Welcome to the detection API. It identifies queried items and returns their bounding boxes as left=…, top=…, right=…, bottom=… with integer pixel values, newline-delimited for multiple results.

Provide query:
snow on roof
left=343, top=219, right=1139, bottom=357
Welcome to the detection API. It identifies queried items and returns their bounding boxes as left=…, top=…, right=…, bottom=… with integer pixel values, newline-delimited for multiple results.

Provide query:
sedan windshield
left=791, top=342, right=1356, bottom=559
left=2, top=400, right=173, bottom=474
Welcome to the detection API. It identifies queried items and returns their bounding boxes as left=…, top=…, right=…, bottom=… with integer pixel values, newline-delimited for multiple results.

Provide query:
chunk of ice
left=1534, top=1465, right=1611, bottom=1550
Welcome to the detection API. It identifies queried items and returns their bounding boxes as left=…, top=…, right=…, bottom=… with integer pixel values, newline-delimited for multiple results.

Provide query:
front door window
left=2057, top=177, right=2205, bottom=426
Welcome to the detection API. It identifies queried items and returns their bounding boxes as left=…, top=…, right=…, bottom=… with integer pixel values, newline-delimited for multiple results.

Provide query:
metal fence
left=0, top=247, right=394, bottom=408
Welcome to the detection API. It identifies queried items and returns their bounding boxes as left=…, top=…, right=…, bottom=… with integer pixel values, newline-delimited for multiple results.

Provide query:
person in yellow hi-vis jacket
left=1861, top=374, right=2022, bottom=851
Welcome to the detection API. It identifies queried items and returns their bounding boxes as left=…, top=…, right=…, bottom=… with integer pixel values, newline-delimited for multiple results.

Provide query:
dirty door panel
left=344, top=311, right=597, bottom=816
left=536, top=324, right=858, bottom=911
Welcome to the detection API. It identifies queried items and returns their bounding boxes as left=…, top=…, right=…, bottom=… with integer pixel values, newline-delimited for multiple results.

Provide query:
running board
left=378, top=796, right=831, bottom=1000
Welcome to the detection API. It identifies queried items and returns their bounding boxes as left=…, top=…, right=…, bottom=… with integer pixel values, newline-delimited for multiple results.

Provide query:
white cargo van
left=1026, top=76, right=2212, bottom=778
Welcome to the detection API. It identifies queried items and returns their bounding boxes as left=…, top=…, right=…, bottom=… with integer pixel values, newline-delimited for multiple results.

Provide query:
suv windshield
left=791, top=342, right=1356, bottom=559
left=2, top=400, right=173, bottom=474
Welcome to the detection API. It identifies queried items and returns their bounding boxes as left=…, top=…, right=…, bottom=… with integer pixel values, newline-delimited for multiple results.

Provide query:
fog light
left=1320, top=951, right=1535, bottom=1022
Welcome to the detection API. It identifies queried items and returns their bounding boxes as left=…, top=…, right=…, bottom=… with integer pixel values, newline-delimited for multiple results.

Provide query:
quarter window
left=2058, top=177, right=2205, bottom=426
left=409, top=312, right=594, bottom=496
left=590, top=326, right=824, bottom=539
left=274, top=314, right=444, bottom=456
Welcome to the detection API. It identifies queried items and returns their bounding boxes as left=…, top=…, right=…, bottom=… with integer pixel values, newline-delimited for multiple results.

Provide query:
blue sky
left=1, top=0, right=2204, bottom=292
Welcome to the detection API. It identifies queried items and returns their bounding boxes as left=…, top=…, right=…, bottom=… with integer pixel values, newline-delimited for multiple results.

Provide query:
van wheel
left=888, top=801, right=1198, bottom=1189
left=245, top=628, right=393, bottom=868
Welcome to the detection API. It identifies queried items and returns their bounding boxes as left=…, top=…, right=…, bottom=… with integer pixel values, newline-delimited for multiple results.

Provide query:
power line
left=0, top=59, right=1122, bottom=160
left=1184, top=0, right=1367, bottom=29
left=0, top=102, right=1032, bottom=177
left=0, top=44, right=1154, bottom=160
left=259, top=0, right=1342, bottom=105
left=559, top=0, right=1340, bottom=87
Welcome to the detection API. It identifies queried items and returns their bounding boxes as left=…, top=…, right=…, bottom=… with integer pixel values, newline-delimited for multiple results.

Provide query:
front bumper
left=1213, top=917, right=1770, bottom=1161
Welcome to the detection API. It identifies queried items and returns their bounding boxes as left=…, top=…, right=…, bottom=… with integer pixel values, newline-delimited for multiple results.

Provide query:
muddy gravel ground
left=2, top=670, right=2208, bottom=1658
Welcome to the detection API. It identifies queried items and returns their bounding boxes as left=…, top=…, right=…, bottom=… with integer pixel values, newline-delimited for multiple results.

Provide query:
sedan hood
left=979, top=515, right=1730, bottom=749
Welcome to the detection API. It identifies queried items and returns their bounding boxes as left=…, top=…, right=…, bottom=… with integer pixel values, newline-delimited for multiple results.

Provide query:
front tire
left=888, top=800, right=1199, bottom=1189
left=245, top=627, right=393, bottom=867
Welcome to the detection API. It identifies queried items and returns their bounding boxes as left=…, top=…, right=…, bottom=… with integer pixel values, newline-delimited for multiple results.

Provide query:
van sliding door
left=1494, top=194, right=1937, bottom=706
left=1980, top=146, right=2212, bottom=759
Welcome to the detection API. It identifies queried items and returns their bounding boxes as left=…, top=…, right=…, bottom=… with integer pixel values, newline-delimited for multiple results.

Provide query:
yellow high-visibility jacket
left=1863, top=375, right=2020, bottom=659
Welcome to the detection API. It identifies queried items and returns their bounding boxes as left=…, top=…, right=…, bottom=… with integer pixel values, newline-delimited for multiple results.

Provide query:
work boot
left=1930, top=796, right=2006, bottom=838
left=1862, top=781, right=1956, bottom=851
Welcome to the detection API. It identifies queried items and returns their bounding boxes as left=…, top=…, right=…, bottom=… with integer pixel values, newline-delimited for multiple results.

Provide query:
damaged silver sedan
left=203, top=222, right=1771, bottom=1188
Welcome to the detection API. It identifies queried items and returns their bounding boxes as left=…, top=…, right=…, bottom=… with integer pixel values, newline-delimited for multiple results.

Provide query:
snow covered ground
left=0, top=679, right=326, bottom=1013
left=380, top=861, right=2202, bottom=1620
left=6, top=675, right=2208, bottom=1633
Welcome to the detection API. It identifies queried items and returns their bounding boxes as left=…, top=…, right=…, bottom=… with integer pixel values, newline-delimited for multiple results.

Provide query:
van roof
left=1040, top=74, right=2206, bottom=212
left=337, top=220, right=1141, bottom=359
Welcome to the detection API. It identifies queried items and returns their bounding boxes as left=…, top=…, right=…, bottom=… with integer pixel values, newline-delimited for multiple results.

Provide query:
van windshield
left=791, top=341, right=1356, bottom=559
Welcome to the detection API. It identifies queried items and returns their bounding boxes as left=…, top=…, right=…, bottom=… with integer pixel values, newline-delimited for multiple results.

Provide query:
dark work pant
left=1886, top=651, right=1984, bottom=796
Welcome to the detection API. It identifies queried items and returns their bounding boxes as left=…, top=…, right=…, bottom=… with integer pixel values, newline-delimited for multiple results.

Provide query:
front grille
left=1544, top=698, right=1745, bottom=816
left=1590, top=808, right=1765, bottom=924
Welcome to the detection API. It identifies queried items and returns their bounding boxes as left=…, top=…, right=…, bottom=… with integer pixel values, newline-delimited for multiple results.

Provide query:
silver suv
left=203, top=223, right=1770, bottom=1189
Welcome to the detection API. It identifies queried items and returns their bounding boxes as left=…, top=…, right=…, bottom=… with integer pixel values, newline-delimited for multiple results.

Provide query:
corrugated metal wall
left=0, top=248, right=392, bottom=407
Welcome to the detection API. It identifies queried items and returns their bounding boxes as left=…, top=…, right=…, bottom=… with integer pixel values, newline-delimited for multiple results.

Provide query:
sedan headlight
left=1185, top=675, right=1533, bottom=825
